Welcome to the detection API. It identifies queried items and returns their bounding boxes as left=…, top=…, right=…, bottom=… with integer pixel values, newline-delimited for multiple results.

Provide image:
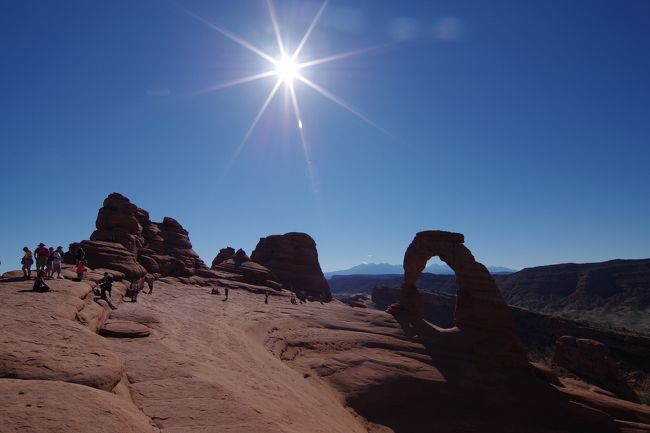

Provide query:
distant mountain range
left=324, top=262, right=516, bottom=278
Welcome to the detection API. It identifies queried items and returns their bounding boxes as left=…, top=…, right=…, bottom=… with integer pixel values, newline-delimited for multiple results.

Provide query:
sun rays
left=180, top=0, right=390, bottom=180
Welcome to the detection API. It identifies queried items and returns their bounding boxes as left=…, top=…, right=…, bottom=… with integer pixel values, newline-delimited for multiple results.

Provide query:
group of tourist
left=21, top=245, right=87, bottom=292
left=21, top=243, right=72, bottom=280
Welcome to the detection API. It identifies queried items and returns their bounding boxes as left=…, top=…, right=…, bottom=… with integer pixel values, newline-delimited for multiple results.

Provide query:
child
left=75, top=261, right=87, bottom=281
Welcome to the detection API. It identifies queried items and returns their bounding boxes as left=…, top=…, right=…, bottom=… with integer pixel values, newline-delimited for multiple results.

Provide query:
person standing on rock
left=146, top=275, right=154, bottom=294
left=223, top=287, right=229, bottom=301
left=34, top=243, right=49, bottom=273
left=264, top=291, right=269, bottom=304
left=75, top=246, right=85, bottom=265
left=75, top=261, right=87, bottom=281
left=51, top=246, right=64, bottom=279
left=45, top=247, right=55, bottom=279
left=21, top=247, right=33, bottom=279
left=290, top=292, right=297, bottom=305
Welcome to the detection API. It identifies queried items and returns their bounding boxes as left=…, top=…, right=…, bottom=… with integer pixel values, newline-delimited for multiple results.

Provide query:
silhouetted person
left=146, top=276, right=154, bottom=294
left=290, top=293, right=297, bottom=305
left=75, top=246, right=86, bottom=265
left=45, top=247, right=54, bottom=278
left=211, top=287, right=220, bottom=295
left=223, top=287, right=229, bottom=301
left=264, top=291, right=269, bottom=304
left=32, top=271, right=50, bottom=292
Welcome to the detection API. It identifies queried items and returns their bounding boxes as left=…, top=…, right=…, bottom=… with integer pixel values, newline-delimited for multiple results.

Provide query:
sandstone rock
left=251, top=232, right=331, bottom=299
left=100, top=320, right=151, bottom=338
left=389, top=230, right=530, bottom=370
left=553, top=336, right=640, bottom=403
left=0, top=379, right=156, bottom=433
left=214, top=258, right=282, bottom=289
left=66, top=240, right=147, bottom=279
left=66, top=192, right=208, bottom=277
left=212, top=246, right=235, bottom=267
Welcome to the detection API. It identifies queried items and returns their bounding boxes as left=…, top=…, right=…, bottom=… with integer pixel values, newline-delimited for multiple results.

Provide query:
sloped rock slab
left=99, top=320, right=150, bottom=338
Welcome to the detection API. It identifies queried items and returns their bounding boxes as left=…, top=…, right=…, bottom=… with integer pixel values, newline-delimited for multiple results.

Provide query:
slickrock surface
left=2, top=238, right=650, bottom=432
left=251, top=232, right=331, bottom=299
left=65, top=193, right=207, bottom=277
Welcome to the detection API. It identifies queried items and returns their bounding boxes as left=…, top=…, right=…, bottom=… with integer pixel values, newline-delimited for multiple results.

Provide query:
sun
left=275, top=55, right=299, bottom=84
left=181, top=0, right=392, bottom=181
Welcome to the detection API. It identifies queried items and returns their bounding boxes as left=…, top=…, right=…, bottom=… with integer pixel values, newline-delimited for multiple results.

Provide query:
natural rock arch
left=397, top=230, right=515, bottom=330
left=390, top=230, right=529, bottom=368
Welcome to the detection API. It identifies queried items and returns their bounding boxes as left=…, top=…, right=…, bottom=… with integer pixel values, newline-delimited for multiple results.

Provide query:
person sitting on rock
left=125, top=279, right=141, bottom=303
left=32, top=271, right=50, bottom=292
left=211, top=287, right=220, bottom=295
left=21, top=246, right=33, bottom=279
left=95, top=272, right=117, bottom=310
left=75, top=261, right=87, bottom=281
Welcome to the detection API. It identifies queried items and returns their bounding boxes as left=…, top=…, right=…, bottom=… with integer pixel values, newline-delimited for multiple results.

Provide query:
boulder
left=99, top=320, right=151, bottom=338
left=251, top=232, right=331, bottom=300
left=212, top=247, right=235, bottom=267
left=553, top=336, right=639, bottom=402
left=214, top=257, right=282, bottom=289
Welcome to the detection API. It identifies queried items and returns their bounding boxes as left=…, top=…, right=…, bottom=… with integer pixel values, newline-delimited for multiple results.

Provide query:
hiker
left=211, top=287, right=220, bottom=295
left=264, top=291, right=269, bottom=304
left=95, top=272, right=117, bottom=310
left=75, top=246, right=86, bottom=265
left=146, top=275, right=154, bottom=294
left=223, top=287, right=229, bottom=301
left=34, top=243, right=49, bottom=272
left=51, top=246, right=64, bottom=279
left=290, top=292, right=297, bottom=305
left=298, top=291, right=306, bottom=304
left=45, top=247, right=54, bottom=278
left=75, top=261, right=87, bottom=281
left=125, top=279, right=140, bottom=303
left=32, top=271, right=50, bottom=292
left=21, top=247, right=33, bottom=279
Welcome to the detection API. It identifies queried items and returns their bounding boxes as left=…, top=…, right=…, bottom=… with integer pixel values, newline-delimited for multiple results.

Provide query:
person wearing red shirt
left=34, top=243, right=50, bottom=273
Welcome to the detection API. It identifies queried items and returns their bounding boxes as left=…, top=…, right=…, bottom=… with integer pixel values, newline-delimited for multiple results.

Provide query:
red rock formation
left=251, top=232, right=331, bottom=300
left=211, top=247, right=235, bottom=267
left=389, top=230, right=529, bottom=369
left=553, top=336, right=640, bottom=402
left=66, top=193, right=207, bottom=277
left=213, top=248, right=282, bottom=289
left=67, top=240, right=147, bottom=279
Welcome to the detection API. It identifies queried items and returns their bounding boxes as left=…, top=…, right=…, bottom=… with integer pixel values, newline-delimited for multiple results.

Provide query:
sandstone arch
left=390, top=230, right=529, bottom=368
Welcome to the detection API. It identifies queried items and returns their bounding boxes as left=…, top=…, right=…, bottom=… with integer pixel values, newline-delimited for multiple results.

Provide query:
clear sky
left=1, top=0, right=649, bottom=274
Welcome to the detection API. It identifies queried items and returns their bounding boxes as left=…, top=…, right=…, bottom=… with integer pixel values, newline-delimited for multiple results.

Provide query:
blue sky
left=1, top=0, right=649, bottom=274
